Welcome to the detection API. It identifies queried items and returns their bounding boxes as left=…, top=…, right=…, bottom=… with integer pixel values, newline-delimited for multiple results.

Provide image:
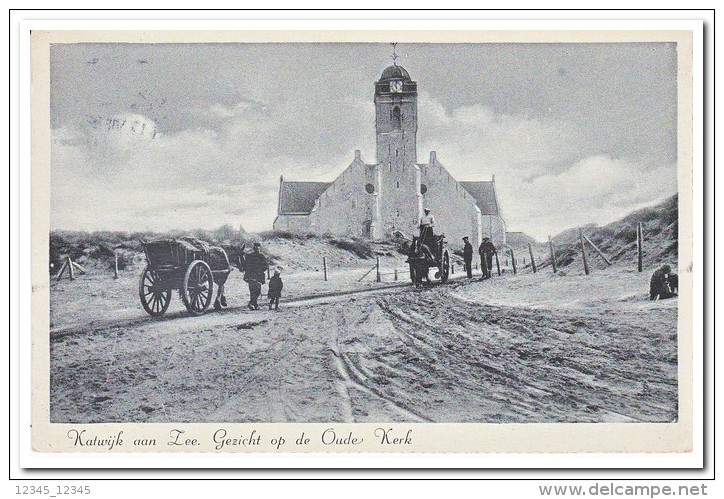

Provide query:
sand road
left=49, top=273, right=678, bottom=424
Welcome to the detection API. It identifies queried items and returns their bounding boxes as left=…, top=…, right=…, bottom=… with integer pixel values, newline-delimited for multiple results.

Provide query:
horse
left=406, top=235, right=436, bottom=287
left=212, top=243, right=246, bottom=310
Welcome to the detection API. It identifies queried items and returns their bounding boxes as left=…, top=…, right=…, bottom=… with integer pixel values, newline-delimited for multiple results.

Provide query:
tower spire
left=391, top=42, right=398, bottom=66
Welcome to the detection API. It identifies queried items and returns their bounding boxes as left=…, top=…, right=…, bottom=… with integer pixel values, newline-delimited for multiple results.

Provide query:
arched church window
left=392, top=106, right=401, bottom=130
left=420, top=184, right=428, bottom=195
left=365, top=183, right=375, bottom=194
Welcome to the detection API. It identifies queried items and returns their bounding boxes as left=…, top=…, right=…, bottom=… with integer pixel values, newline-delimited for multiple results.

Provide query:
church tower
left=374, top=63, right=418, bottom=166
left=373, top=58, right=422, bottom=237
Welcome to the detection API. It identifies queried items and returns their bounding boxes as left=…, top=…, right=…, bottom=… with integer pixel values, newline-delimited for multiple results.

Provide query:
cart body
left=139, top=237, right=231, bottom=316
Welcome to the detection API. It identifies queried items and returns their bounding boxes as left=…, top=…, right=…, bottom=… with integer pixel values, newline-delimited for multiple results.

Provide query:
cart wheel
left=440, top=249, right=450, bottom=283
left=182, top=260, right=214, bottom=315
left=139, top=267, right=171, bottom=317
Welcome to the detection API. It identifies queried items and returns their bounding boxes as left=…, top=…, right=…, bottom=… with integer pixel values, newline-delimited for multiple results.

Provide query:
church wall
left=308, top=157, right=376, bottom=237
left=273, top=214, right=311, bottom=233
left=419, top=159, right=484, bottom=251
left=377, top=163, right=422, bottom=238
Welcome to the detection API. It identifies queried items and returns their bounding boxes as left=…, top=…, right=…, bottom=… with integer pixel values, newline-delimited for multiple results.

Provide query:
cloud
left=499, top=155, right=677, bottom=240
left=416, top=92, right=582, bottom=178
left=50, top=97, right=369, bottom=232
left=414, top=95, right=677, bottom=240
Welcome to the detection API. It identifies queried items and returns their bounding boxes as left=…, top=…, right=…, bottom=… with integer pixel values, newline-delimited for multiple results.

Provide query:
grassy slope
left=544, top=195, right=678, bottom=273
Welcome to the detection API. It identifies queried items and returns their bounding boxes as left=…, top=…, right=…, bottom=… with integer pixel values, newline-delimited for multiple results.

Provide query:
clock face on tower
left=389, top=80, right=403, bottom=93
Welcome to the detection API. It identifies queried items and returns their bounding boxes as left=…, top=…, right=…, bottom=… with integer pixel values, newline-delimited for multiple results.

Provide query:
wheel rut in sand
left=321, top=303, right=432, bottom=423
left=373, top=287, right=677, bottom=422
left=327, top=348, right=432, bottom=422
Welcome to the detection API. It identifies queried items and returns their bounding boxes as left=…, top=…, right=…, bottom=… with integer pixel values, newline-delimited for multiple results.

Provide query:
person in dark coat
left=650, top=264, right=677, bottom=300
left=478, top=237, right=496, bottom=279
left=244, top=242, right=268, bottom=310
left=268, top=268, right=283, bottom=310
left=462, top=236, right=474, bottom=278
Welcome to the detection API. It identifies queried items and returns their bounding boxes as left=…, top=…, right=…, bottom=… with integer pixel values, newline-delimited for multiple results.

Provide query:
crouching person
left=650, top=264, right=678, bottom=301
left=268, top=267, right=283, bottom=311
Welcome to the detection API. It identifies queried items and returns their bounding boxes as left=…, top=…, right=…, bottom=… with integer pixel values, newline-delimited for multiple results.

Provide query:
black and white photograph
left=30, top=28, right=695, bottom=454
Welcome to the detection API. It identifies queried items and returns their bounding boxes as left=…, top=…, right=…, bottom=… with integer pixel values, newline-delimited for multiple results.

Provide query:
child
left=268, top=267, right=283, bottom=310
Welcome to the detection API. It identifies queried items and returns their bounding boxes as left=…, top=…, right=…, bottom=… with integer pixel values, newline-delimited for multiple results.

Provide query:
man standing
left=419, top=208, right=435, bottom=242
left=462, top=236, right=473, bottom=278
left=478, top=237, right=496, bottom=279
left=244, top=242, right=268, bottom=310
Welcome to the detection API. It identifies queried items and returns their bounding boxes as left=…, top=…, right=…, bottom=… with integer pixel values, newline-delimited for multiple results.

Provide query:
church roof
left=460, top=181, right=500, bottom=216
left=278, top=181, right=331, bottom=214
left=379, top=64, right=411, bottom=81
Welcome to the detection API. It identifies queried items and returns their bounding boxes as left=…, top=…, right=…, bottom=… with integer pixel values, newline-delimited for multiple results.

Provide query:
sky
left=49, top=42, right=678, bottom=240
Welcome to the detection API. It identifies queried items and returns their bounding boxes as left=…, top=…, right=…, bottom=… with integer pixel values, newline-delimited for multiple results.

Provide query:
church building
left=273, top=62, right=506, bottom=248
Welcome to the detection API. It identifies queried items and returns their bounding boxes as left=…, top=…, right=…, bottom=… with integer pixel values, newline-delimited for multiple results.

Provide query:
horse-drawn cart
left=406, top=230, right=451, bottom=286
left=139, top=237, right=232, bottom=316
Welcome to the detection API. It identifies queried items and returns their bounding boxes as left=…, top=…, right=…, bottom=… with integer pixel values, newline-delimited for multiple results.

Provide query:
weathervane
left=391, top=42, right=399, bottom=65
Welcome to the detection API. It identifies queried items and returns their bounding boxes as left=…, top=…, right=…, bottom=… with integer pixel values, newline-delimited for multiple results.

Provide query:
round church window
left=365, top=183, right=375, bottom=194
left=420, top=184, right=428, bottom=195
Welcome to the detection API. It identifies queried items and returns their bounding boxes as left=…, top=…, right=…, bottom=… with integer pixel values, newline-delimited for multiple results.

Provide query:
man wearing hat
left=419, top=208, right=435, bottom=244
left=462, top=236, right=474, bottom=278
left=478, top=236, right=497, bottom=279
left=244, top=242, right=268, bottom=310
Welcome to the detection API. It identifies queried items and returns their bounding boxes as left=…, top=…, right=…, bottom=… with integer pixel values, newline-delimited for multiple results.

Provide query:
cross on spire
left=391, top=42, right=398, bottom=65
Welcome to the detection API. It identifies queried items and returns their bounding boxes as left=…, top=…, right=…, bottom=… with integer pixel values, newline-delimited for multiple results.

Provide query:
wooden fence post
left=376, top=257, right=381, bottom=282
left=114, top=251, right=119, bottom=279
left=636, top=222, right=643, bottom=272
left=357, top=263, right=377, bottom=282
left=510, top=249, right=517, bottom=275
left=323, top=256, right=328, bottom=281
left=394, top=269, right=398, bottom=281
left=528, top=243, right=537, bottom=273
left=55, top=258, right=68, bottom=281
left=494, top=251, right=501, bottom=276
left=67, top=256, right=75, bottom=280
left=451, top=264, right=455, bottom=274
left=583, top=234, right=612, bottom=266
left=548, top=235, right=557, bottom=273
left=578, top=228, right=590, bottom=275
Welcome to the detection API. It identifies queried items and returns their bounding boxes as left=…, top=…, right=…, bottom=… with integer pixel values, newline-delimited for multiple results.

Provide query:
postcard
left=29, top=26, right=696, bottom=455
